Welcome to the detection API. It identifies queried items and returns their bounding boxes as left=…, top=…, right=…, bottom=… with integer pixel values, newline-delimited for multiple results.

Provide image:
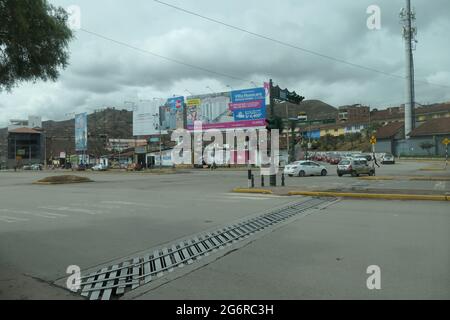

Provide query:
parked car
left=329, top=157, right=341, bottom=165
left=284, top=161, right=328, bottom=177
left=31, top=164, right=43, bottom=171
left=92, top=163, right=108, bottom=171
left=337, top=159, right=375, bottom=177
left=382, top=154, right=396, bottom=165
left=75, top=164, right=87, bottom=171
left=23, top=164, right=42, bottom=171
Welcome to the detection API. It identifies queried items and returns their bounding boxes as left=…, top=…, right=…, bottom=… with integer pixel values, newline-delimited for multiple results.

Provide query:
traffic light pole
left=269, top=80, right=277, bottom=187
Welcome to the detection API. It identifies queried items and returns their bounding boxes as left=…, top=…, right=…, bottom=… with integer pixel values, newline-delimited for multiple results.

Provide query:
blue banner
left=75, top=113, right=88, bottom=151
left=231, top=88, right=265, bottom=103
left=233, top=107, right=266, bottom=121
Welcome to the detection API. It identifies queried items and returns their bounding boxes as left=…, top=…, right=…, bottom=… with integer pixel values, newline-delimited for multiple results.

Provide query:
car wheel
left=351, top=171, right=357, bottom=177
left=321, top=170, right=327, bottom=176
left=338, top=174, right=343, bottom=177
left=288, top=174, right=293, bottom=177
left=299, top=171, right=306, bottom=177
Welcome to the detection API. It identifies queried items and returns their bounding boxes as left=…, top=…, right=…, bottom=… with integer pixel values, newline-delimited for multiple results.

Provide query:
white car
left=92, top=164, right=108, bottom=171
left=284, top=161, right=328, bottom=177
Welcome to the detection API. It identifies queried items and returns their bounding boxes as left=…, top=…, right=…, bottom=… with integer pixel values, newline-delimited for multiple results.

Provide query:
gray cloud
left=0, top=0, right=449, bottom=127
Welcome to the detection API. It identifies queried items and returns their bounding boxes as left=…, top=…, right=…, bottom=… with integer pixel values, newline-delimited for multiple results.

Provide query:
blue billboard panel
left=75, top=113, right=88, bottom=151
left=233, top=107, right=266, bottom=121
left=161, top=96, right=184, bottom=131
left=231, top=88, right=265, bottom=104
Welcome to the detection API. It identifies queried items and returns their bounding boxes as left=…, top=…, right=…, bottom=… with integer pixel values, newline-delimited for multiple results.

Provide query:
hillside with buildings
left=1, top=100, right=449, bottom=169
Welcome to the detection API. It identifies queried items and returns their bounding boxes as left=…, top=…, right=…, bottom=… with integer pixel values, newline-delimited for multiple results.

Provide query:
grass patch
left=34, top=175, right=93, bottom=185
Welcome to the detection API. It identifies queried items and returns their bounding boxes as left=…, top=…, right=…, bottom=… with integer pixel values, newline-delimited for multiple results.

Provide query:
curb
left=287, top=191, right=448, bottom=201
left=358, top=176, right=395, bottom=181
left=232, top=188, right=273, bottom=195
left=359, top=176, right=450, bottom=181
left=420, top=168, right=448, bottom=172
left=410, top=177, right=450, bottom=181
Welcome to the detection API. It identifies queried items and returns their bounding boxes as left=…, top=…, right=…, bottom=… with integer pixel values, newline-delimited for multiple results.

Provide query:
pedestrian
left=373, top=154, right=380, bottom=168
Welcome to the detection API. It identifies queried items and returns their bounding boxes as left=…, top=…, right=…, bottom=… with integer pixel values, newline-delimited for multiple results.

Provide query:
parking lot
left=0, top=160, right=449, bottom=299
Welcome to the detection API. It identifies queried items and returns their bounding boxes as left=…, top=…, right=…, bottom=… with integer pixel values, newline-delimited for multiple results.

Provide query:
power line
left=153, top=0, right=450, bottom=89
left=80, top=28, right=252, bottom=85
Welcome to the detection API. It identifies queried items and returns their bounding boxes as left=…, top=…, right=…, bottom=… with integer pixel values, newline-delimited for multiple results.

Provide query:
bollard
left=281, top=173, right=285, bottom=187
left=261, top=175, right=265, bottom=187
left=248, top=170, right=252, bottom=188
left=251, top=174, right=255, bottom=188
left=270, top=174, right=277, bottom=187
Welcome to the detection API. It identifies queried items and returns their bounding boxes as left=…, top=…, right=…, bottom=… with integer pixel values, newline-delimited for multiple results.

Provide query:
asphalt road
left=0, top=161, right=448, bottom=299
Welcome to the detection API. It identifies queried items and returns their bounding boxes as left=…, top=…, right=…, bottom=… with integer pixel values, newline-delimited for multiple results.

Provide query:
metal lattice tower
left=400, top=0, right=418, bottom=139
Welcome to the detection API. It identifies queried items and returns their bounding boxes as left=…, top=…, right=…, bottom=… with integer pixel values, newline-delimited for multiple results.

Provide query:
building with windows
left=7, top=127, right=45, bottom=168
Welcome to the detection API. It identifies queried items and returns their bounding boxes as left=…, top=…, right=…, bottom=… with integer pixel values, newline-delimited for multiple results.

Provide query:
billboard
left=133, top=98, right=184, bottom=136
left=161, top=96, right=184, bottom=131
left=75, top=113, right=87, bottom=152
left=133, top=99, right=164, bottom=136
left=186, top=87, right=267, bottom=130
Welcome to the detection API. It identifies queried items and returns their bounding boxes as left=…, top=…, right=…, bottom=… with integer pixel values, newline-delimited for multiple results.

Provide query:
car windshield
left=339, top=160, right=350, bottom=165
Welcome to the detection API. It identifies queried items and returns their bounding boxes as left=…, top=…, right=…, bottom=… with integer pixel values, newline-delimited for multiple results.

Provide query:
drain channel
left=73, top=197, right=336, bottom=300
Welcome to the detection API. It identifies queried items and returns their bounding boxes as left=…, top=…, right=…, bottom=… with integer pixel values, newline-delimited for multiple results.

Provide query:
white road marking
left=0, top=216, right=29, bottom=223
left=39, top=207, right=101, bottom=215
left=221, top=196, right=268, bottom=201
left=100, top=201, right=172, bottom=209
left=0, top=209, right=58, bottom=219
left=70, top=203, right=122, bottom=210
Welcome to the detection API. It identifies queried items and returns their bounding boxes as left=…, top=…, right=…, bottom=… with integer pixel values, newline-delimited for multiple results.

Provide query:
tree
left=0, top=0, right=73, bottom=91
left=419, top=142, right=435, bottom=156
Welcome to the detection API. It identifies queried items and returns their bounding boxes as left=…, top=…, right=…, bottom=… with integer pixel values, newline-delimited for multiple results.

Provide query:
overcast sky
left=1, top=0, right=449, bottom=127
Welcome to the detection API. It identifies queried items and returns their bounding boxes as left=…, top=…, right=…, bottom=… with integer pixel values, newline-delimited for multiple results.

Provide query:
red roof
left=376, top=122, right=404, bottom=139
left=410, top=117, right=450, bottom=137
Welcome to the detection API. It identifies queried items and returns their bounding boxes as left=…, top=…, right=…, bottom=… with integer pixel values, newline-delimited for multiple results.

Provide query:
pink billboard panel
left=229, top=100, right=264, bottom=111
left=187, top=119, right=266, bottom=131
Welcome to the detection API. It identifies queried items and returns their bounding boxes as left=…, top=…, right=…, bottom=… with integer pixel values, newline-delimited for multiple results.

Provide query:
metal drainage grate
left=76, top=197, right=336, bottom=300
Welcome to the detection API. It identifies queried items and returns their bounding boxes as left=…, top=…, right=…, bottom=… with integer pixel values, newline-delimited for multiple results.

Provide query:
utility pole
left=400, top=0, right=417, bottom=139
left=159, top=119, right=162, bottom=170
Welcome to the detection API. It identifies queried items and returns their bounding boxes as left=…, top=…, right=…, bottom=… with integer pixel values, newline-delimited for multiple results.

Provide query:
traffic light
left=271, top=85, right=305, bottom=105
left=265, top=119, right=273, bottom=132
left=287, top=91, right=305, bottom=104
left=265, top=117, right=283, bottom=132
